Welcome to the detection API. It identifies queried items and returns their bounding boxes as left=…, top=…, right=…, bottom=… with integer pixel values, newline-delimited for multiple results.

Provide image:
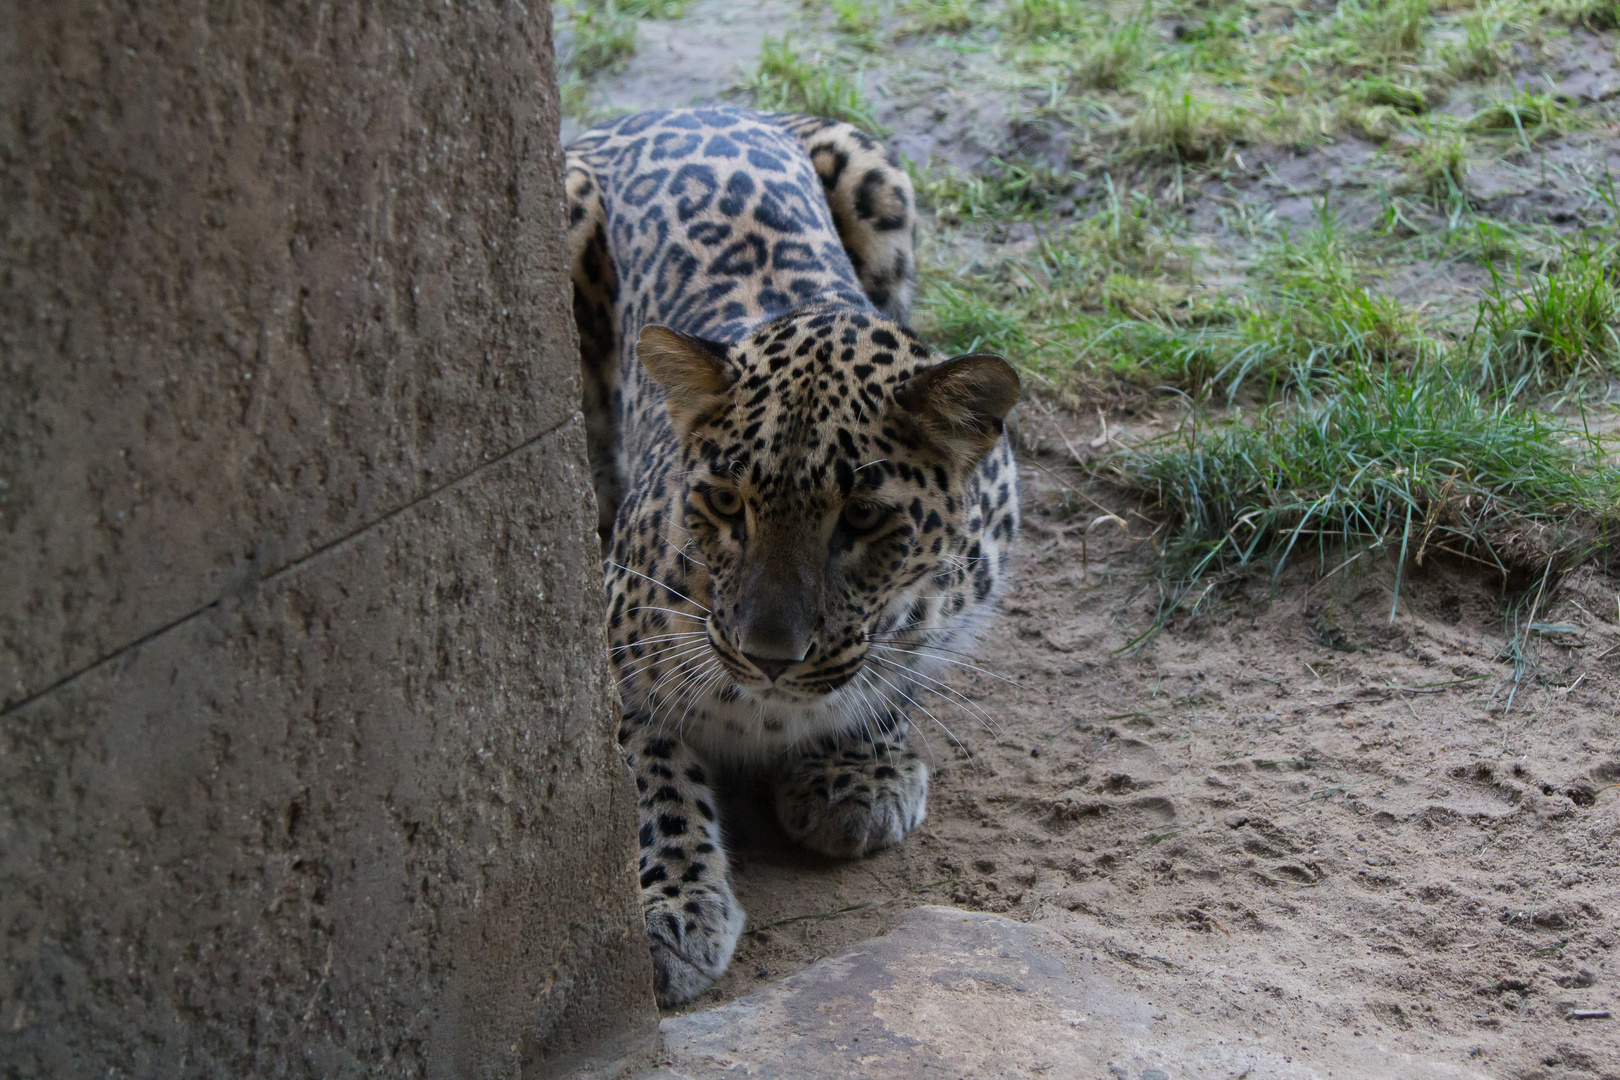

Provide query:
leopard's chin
left=744, top=683, right=826, bottom=704
left=714, top=648, right=866, bottom=702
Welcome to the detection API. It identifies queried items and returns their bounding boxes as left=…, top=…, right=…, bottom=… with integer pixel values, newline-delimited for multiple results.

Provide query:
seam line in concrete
left=2, top=412, right=585, bottom=719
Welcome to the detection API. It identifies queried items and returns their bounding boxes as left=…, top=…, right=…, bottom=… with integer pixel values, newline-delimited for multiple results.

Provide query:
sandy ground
left=559, top=5, right=1620, bottom=1074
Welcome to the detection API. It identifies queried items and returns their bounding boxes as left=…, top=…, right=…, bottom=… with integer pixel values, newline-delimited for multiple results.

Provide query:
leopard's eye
left=841, top=500, right=888, bottom=534
left=706, top=486, right=744, bottom=519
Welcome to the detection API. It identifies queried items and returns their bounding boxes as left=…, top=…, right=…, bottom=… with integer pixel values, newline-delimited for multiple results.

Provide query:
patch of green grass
left=916, top=183, right=1207, bottom=380
left=1338, top=0, right=1431, bottom=65
left=833, top=0, right=882, bottom=49
left=1261, top=98, right=1340, bottom=149
left=915, top=157, right=1081, bottom=222
left=1352, top=75, right=1428, bottom=113
left=1482, top=221, right=1543, bottom=263
left=1258, top=212, right=1423, bottom=347
left=1009, top=0, right=1158, bottom=82
left=1175, top=5, right=1251, bottom=76
left=1344, top=103, right=1410, bottom=141
left=559, top=71, right=595, bottom=123
left=564, top=1, right=640, bottom=77
left=922, top=280, right=1035, bottom=354
left=1083, top=212, right=1431, bottom=396
left=556, top=0, right=696, bottom=110
left=1128, top=78, right=1253, bottom=160
left=617, top=0, right=691, bottom=16
left=897, top=0, right=985, bottom=33
left=1107, top=361, right=1620, bottom=635
left=1472, top=234, right=1620, bottom=392
left=1465, top=88, right=1576, bottom=142
left=1067, top=12, right=1150, bottom=90
left=1537, top=0, right=1620, bottom=28
left=918, top=199, right=1437, bottom=396
left=1075, top=182, right=1190, bottom=270
left=747, top=35, right=884, bottom=132
left=1440, top=2, right=1518, bottom=79
left=1002, top=0, right=1088, bottom=40
left=1405, top=128, right=1469, bottom=206
left=1142, top=278, right=1427, bottom=399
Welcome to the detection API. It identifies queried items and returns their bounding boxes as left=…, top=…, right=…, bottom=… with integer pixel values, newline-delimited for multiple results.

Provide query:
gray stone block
left=651, top=907, right=1488, bottom=1079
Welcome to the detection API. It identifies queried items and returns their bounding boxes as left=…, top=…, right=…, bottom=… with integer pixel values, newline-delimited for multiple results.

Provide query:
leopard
left=563, top=106, right=1021, bottom=1008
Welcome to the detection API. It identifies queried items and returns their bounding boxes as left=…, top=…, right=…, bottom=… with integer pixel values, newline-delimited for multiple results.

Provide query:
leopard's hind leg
left=565, top=152, right=622, bottom=542
left=771, top=114, right=918, bottom=324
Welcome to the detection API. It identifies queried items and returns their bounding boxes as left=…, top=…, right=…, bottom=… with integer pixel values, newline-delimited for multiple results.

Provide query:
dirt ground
left=558, top=4, right=1620, bottom=1075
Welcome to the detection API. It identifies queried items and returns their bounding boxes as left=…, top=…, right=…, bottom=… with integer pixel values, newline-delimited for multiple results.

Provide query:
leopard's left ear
left=636, top=325, right=736, bottom=437
left=893, top=353, right=1020, bottom=465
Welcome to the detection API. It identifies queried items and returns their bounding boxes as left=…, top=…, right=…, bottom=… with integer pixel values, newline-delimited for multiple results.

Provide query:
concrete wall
left=0, top=3, right=655, bottom=1076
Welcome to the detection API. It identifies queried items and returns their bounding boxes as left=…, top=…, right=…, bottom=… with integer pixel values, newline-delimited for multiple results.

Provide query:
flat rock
left=644, top=906, right=1486, bottom=1080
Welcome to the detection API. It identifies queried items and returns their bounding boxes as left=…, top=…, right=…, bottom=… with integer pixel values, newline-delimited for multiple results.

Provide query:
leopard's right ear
left=636, top=325, right=736, bottom=437
left=893, top=352, right=1020, bottom=467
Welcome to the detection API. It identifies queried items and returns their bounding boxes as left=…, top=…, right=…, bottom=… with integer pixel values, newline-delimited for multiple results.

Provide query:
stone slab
left=648, top=907, right=1488, bottom=1080
left=0, top=421, right=655, bottom=1078
left=0, top=1, right=578, bottom=708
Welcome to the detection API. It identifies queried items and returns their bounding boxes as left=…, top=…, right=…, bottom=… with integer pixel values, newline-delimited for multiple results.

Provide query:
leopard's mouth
left=705, top=624, right=867, bottom=700
left=748, top=667, right=863, bottom=701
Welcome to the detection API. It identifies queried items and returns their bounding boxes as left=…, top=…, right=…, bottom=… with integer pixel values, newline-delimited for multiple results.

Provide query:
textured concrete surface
left=0, top=2, right=577, bottom=711
left=1, top=3, right=656, bottom=1076
left=2, top=427, right=652, bottom=1077
left=646, top=907, right=1490, bottom=1080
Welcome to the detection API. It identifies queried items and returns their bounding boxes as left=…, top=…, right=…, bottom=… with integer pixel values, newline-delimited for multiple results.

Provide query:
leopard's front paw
left=774, top=743, right=928, bottom=859
left=643, top=880, right=745, bottom=1008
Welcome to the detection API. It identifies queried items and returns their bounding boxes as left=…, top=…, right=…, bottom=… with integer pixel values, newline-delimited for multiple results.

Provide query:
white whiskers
left=625, top=605, right=708, bottom=623
left=608, top=561, right=711, bottom=612
left=868, top=641, right=1021, bottom=686
left=861, top=663, right=966, bottom=753
left=870, top=653, right=1001, bottom=736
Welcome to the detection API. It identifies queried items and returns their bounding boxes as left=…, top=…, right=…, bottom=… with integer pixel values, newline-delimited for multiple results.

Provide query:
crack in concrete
left=1, top=412, right=587, bottom=718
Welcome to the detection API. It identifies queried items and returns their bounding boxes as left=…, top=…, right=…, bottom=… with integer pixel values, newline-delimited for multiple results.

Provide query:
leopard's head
left=636, top=306, right=1018, bottom=706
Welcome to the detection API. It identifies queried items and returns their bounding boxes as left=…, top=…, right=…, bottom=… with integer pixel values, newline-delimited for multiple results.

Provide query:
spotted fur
left=564, top=107, right=1020, bottom=1007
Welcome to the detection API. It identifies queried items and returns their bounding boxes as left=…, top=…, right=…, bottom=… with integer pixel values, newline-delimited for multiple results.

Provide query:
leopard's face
left=682, top=419, right=949, bottom=706
left=638, top=307, right=1019, bottom=710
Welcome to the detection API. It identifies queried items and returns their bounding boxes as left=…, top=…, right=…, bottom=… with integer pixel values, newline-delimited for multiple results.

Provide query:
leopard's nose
left=743, top=653, right=796, bottom=682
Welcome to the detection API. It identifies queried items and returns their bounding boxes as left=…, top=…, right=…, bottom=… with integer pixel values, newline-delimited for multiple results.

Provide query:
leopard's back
left=565, top=108, right=920, bottom=528
left=567, top=108, right=871, bottom=501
